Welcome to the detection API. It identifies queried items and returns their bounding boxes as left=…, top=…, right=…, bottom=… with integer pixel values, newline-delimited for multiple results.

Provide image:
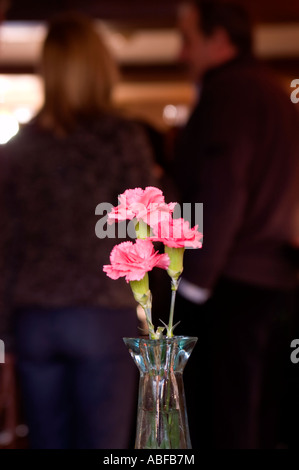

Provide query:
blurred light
left=0, top=112, right=19, bottom=144
left=15, top=424, right=29, bottom=438
left=163, top=104, right=190, bottom=126
left=14, top=106, right=34, bottom=124
left=163, top=105, right=178, bottom=123
left=0, top=76, right=10, bottom=103
left=0, top=76, right=10, bottom=91
left=0, top=430, right=13, bottom=446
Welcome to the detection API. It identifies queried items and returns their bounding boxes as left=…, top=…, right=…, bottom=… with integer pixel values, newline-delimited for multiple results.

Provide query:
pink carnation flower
left=108, top=186, right=176, bottom=227
left=150, top=218, right=203, bottom=249
left=103, top=239, right=170, bottom=282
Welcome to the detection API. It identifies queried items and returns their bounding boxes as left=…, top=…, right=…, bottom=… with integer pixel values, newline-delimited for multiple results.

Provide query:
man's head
left=178, top=0, right=252, bottom=81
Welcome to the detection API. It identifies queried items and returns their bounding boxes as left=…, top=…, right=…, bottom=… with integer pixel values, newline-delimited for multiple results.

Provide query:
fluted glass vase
left=123, top=336, right=197, bottom=449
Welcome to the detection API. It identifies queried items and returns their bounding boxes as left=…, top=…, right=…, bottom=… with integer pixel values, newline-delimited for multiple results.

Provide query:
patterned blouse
left=0, top=112, right=156, bottom=349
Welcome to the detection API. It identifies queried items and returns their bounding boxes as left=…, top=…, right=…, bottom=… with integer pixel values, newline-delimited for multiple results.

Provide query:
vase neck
left=123, top=336, right=197, bottom=374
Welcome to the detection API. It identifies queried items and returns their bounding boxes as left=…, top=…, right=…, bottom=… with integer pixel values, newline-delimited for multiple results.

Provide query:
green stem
left=144, top=305, right=162, bottom=340
left=164, top=341, right=179, bottom=448
left=134, top=219, right=152, bottom=239
left=144, top=306, right=152, bottom=325
left=165, top=342, right=173, bottom=411
left=166, top=278, right=179, bottom=337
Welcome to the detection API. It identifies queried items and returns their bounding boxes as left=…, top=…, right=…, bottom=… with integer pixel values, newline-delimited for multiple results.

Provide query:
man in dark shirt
left=174, top=0, right=299, bottom=449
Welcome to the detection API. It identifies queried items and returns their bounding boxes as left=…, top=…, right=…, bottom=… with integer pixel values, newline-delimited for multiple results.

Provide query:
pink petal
left=155, top=253, right=170, bottom=270
left=141, top=187, right=165, bottom=206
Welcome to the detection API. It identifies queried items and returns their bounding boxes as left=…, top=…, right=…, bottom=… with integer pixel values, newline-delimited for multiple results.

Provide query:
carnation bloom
left=150, top=218, right=203, bottom=249
left=108, top=186, right=176, bottom=227
left=103, top=238, right=170, bottom=283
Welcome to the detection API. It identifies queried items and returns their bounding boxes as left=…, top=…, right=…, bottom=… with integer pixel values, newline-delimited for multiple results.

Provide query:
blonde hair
left=39, top=13, right=118, bottom=133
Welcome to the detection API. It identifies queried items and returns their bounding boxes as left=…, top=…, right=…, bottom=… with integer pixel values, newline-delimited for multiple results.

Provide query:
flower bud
left=130, top=273, right=152, bottom=310
left=165, top=246, right=185, bottom=281
left=134, top=219, right=152, bottom=240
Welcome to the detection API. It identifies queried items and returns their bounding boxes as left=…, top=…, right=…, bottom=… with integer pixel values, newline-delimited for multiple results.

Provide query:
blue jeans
left=15, top=306, right=138, bottom=449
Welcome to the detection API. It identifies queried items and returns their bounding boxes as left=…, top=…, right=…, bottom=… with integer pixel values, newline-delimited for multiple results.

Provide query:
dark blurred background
left=1, top=0, right=299, bottom=145
left=1, top=0, right=299, bottom=449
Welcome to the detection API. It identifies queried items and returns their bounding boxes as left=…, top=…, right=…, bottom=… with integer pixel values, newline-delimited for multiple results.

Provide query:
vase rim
left=123, top=335, right=198, bottom=343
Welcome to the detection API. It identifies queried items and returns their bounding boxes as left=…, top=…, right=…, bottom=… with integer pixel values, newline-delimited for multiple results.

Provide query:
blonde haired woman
left=0, top=13, right=155, bottom=449
left=39, top=13, right=118, bottom=134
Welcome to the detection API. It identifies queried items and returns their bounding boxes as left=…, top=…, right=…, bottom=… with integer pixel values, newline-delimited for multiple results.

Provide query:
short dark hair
left=192, top=0, right=253, bottom=55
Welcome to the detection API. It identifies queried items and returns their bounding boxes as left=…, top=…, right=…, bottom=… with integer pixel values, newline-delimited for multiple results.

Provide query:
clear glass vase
left=123, top=336, right=197, bottom=449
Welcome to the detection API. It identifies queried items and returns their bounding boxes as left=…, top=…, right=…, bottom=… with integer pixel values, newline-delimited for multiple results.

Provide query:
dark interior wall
left=5, top=0, right=299, bottom=24
left=6, top=0, right=180, bottom=25
left=3, top=1, right=299, bottom=79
